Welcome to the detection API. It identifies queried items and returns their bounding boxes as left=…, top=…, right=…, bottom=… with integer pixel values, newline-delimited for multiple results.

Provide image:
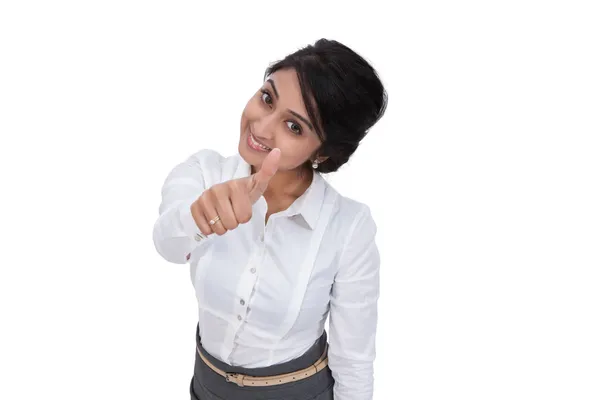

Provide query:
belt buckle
left=225, top=373, right=245, bottom=387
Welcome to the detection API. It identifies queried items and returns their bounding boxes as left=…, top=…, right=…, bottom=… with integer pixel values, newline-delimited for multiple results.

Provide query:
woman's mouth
left=247, top=131, right=272, bottom=152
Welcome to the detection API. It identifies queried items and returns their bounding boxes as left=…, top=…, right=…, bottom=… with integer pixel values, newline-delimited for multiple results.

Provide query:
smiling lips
left=247, top=130, right=272, bottom=152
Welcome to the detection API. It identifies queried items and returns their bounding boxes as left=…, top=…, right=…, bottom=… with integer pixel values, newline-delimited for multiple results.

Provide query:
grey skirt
left=190, top=323, right=334, bottom=400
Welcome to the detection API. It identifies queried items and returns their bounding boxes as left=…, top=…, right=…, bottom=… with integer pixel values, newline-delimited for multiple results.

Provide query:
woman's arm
left=152, top=150, right=217, bottom=264
left=328, top=205, right=380, bottom=399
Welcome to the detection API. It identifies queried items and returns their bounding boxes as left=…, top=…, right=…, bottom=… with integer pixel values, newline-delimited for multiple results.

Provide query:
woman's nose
left=252, top=114, right=277, bottom=140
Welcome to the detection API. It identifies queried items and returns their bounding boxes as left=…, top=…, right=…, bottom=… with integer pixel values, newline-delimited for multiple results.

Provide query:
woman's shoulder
left=322, top=180, right=372, bottom=218
left=325, top=185, right=376, bottom=232
left=163, top=149, right=247, bottom=190
left=186, top=148, right=227, bottom=166
left=184, top=149, right=247, bottom=179
left=323, top=190, right=378, bottom=264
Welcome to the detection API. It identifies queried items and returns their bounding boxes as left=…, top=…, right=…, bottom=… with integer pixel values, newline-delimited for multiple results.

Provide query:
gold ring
left=209, top=215, right=221, bottom=226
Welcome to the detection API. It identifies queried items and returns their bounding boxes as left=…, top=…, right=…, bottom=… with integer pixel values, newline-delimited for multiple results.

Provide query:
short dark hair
left=264, top=38, right=388, bottom=173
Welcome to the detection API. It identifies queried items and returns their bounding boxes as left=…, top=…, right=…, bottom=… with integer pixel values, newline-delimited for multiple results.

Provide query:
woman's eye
left=286, top=121, right=302, bottom=135
left=260, top=90, right=272, bottom=106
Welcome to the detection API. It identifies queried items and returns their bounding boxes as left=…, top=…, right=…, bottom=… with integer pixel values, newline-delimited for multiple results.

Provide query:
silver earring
left=312, top=160, right=319, bottom=169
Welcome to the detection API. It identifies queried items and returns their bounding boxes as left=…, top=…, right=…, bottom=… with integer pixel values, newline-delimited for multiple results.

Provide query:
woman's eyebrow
left=267, top=78, right=314, bottom=131
left=288, top=110, right=314, bottom=131
left=267, top=79, right=279, bottom=99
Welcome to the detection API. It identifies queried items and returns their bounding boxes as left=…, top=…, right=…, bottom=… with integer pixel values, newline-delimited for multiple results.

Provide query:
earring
left=312, top=160, right=319, bottom=169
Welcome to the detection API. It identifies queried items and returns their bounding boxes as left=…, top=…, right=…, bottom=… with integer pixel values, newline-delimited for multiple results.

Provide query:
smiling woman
left=152, top=38, right=388, bottom=400
left=239, top=68, right=326, bottom=178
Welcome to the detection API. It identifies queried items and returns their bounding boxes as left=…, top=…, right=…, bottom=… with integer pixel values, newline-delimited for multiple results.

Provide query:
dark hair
left=264, top=38, right=388, bottom=173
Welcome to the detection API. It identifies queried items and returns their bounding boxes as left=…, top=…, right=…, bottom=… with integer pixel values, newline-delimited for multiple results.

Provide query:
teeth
left=250, top=133, right=271, bottom=151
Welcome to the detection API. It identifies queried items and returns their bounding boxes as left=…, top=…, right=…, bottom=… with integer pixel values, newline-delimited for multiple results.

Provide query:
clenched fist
left=191, top=148, right=281, bottom=236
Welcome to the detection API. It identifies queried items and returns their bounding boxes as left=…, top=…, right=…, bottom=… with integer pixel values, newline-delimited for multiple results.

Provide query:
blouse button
left=250, top=268, right=256, bottom=274
left=237, top=315, right=242, bottom=321
left=240, top=299, right=245, bottom=306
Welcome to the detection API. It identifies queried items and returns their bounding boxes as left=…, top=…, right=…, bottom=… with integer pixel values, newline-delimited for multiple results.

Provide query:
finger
left=214, top=189, right=239, bottom=231
left=230, top=183, right=253, bottom=224
left=248, top=148, right=280, bottom=202
left=191, top=198, right=213, bottom=236
left=200, top=193, right=227, bottom=236
left=205, top=209, right=227, bottom=236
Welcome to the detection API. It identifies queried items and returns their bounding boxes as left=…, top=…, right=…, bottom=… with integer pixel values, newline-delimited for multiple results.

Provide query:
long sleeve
left=152, top=150, right=215, bottom=264
left=328, top=205, right=380, bottom=399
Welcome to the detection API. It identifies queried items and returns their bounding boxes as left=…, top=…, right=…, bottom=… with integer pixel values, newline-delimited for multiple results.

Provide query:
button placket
left=233, top=254, right=261, bottom=329
left=228, top=233, right=265, bottom=356
left=223, top=249, right=261, bottom=360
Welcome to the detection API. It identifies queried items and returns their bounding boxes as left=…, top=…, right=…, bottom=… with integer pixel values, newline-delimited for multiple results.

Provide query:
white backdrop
left=1, top=1, right=599, bottom=399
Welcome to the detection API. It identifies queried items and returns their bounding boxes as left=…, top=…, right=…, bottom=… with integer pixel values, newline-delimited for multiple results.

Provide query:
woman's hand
left=190, top=148, right=281, bottom=236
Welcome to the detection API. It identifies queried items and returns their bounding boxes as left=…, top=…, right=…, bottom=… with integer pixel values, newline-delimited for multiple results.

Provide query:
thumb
left=248, top=148, right=281, bottom=203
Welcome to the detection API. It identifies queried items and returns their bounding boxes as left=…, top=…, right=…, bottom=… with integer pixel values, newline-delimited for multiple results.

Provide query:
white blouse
left=153, top=149, right=380, bottom=399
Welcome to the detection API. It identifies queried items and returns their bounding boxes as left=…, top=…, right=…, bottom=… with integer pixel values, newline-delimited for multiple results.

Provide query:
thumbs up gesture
left=190, top=148, right=281, bottom=236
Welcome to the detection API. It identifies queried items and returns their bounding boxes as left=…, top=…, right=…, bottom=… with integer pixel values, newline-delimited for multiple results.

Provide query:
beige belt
left=196, top=343, right=329, bottom=387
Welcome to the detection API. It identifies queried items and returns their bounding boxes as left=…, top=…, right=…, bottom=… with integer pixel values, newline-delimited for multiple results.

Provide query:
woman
left=153, top=38, right=387, bottom=400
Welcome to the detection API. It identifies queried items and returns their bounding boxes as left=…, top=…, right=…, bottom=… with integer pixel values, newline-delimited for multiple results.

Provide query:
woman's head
left=239, top=38, right=387, bottom=175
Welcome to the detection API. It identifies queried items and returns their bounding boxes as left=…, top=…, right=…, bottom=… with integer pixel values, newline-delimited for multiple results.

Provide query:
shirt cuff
left=178, top=198, right=211, bottom=244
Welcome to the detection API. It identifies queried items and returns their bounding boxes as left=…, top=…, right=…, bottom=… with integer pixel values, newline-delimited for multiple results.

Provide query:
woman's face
left=239, top=68, right=323, bottom=174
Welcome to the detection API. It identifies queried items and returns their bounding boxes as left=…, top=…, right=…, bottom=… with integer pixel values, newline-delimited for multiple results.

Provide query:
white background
left=1, top=1, right=599, bottom=399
